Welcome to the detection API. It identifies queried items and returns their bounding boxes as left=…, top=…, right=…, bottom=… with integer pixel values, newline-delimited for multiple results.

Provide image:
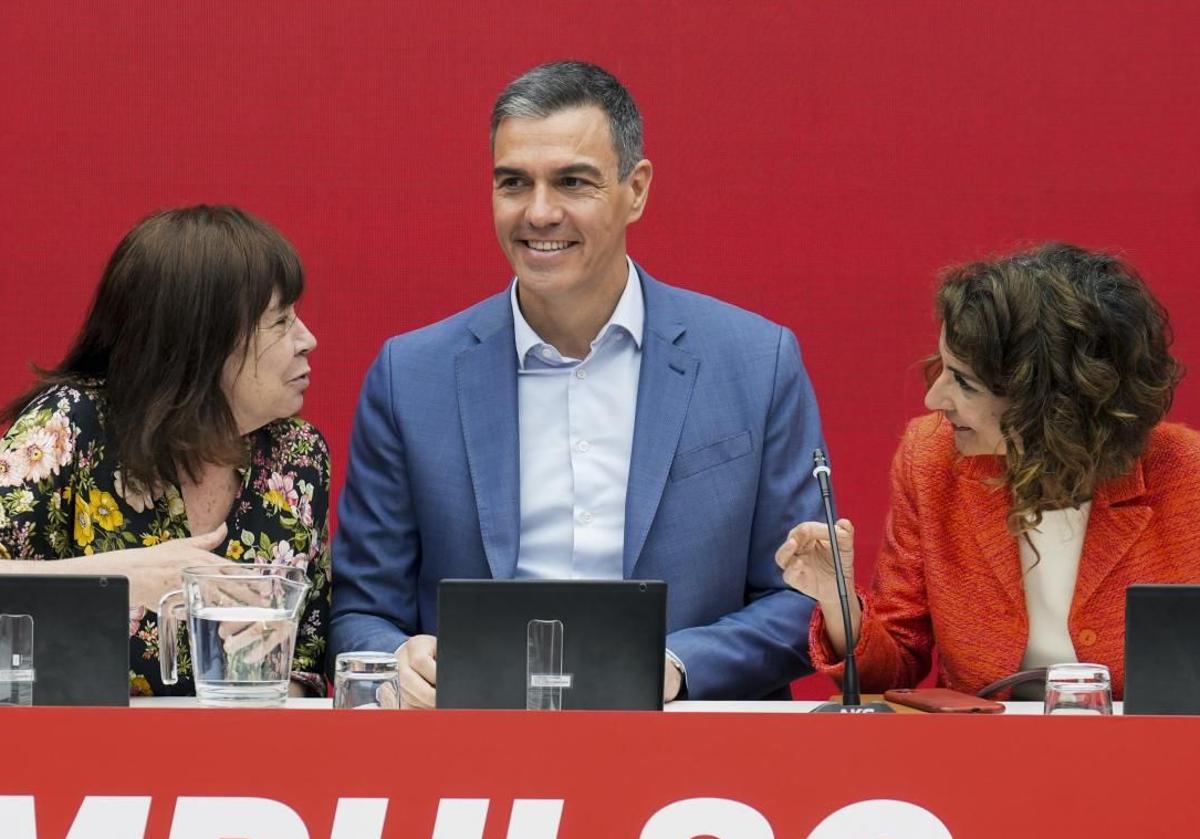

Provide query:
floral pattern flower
left=128, top=605, right=146, bottom=636
left=270, top=539, right=296, bottom=565
left=0, top=449, right=20, bottom=487
left=0, top=405, right=75, bottom=488
left=0, top=382, right=331, bottom=697
left=43, top=412, right=74, bottom=465
left=20, top=429, right=60, bottom=484
left=113, top=468, right=157, bottom=514
left=129, top=673, right=153, bottom=697
left=264, top=472, right=299, bottom=512
left=88, top=489, right=124, bottom=531
left=74, top=493, right=95, bottom=546
left=165, top=486, right=186, bottom=519
left=6, top=489, right=34, bottom=514
left=295, top=480, right=315, bottom=527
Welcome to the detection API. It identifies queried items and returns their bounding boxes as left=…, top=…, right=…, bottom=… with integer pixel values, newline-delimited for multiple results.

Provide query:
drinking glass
left=334, top=652, right=401, bottom=709
left=1043, top=662, right=1113, bottom=715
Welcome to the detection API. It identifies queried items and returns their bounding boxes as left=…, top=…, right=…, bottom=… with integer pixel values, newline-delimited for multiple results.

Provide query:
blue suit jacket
left=330, top=266, right=824, bottom=699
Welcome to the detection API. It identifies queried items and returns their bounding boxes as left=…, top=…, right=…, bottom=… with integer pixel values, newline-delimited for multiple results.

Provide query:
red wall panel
left=2, top=1, right=1197, bottom=698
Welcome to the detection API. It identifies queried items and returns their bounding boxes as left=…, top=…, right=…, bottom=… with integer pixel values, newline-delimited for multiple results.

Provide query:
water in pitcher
left=189, top=605, right=297, bottom=706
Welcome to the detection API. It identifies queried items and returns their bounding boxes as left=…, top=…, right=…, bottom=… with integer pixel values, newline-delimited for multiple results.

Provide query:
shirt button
left=580, top=511, right=594, bottom=525
left=541, top=347, right=555, bottom=359
left=575, top=440, right=591, bottom=453
left=1078, top=628, right=1098, bottom=647
left=574, top=368, right=587, bottom=380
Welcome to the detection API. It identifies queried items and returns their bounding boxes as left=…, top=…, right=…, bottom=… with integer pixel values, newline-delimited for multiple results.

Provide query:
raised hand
left=775, top=518, right=856, bottom=602
left=775, top=518, right=860, bottom=657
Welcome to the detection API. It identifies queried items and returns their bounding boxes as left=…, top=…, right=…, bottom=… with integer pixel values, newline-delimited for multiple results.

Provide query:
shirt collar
left=510, top=257, right=644, bottom=368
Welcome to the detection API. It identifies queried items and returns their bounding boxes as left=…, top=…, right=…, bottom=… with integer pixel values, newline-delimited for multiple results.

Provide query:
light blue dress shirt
left=510, top=258, right=643, bottom=580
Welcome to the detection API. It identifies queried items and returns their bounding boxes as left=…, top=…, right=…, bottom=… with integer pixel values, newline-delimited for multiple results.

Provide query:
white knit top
left=1019, top=501, right=1093, bottom=671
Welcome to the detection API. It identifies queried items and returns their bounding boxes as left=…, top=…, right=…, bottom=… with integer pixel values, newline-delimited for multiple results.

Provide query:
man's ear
left=625, top=159, right=653, bottom=223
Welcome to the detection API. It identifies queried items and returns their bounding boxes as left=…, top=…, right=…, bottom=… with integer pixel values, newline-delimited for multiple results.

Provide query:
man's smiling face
left=492, top=105, right=650, bottom=306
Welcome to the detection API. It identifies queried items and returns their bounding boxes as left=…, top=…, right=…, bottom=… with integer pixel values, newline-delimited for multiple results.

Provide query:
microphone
left=809, top=448, right=894, bottom=714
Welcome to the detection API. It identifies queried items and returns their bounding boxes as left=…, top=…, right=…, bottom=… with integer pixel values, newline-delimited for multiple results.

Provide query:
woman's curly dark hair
left=930, top=242, right=1183, bottom=535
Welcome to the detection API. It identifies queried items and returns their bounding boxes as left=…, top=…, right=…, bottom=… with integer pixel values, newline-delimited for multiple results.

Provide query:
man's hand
left=664, top=657, right=683, bottom=703
left=397, top=634, right=438, bottom=709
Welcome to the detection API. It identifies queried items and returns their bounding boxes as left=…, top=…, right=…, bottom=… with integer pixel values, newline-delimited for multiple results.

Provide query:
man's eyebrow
left=555, top=163, right=604, bottom=179
left=492, top=163, right=605, bottom=179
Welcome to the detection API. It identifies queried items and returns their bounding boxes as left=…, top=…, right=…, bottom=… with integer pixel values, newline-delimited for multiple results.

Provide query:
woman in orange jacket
left=777, top=243, right=1198, bottom=699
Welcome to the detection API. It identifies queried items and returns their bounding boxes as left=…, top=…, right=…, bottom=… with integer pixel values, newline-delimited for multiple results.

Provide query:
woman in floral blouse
left=0, top=205, right=330, bottom=696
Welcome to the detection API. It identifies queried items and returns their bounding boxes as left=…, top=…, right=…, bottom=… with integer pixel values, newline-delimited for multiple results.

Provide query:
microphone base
left=810, top=701, right=896, bottom=714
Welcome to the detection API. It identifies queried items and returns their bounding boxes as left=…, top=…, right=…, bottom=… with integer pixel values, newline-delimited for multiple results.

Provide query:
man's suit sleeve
left=329, top=340, right=421, bottom=661
left=664, top=327, right=822, bottom=699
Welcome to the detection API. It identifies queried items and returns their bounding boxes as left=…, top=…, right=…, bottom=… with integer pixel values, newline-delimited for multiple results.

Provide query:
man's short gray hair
left=491, top=60, right=644, bottom=181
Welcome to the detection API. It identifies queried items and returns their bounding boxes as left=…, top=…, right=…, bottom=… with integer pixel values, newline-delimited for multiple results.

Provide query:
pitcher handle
left=158, top=588, right=186, bottom=686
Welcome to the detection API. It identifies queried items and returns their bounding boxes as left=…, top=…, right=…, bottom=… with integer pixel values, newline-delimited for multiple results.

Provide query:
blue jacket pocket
left=669, top=430, right=753, bottom=482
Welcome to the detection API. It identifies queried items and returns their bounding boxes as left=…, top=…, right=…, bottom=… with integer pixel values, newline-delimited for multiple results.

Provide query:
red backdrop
left=2, top=2, right=1197, bottom=698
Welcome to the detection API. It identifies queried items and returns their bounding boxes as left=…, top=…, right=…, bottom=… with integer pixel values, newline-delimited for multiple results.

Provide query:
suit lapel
left=1073, top=462, right=1151, bottom=612
left=960, top=454, right=1152, bottom=618
left=961, top=458, right=1026, bottom=614
left=623, top=274, right=698, bottom=576
left=456, top=295, right=521, bottom=580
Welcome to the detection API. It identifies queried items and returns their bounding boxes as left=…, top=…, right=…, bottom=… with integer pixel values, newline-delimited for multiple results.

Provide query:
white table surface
left=131, top=697, right=1117, bottom=714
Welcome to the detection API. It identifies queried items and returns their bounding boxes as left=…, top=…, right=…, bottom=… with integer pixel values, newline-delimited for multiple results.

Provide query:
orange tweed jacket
left=810, top=414, right=1200, bottom=699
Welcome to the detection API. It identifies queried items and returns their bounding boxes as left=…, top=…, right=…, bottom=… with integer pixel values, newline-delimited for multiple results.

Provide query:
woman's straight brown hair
left=3, top=205, right=305, bottom=487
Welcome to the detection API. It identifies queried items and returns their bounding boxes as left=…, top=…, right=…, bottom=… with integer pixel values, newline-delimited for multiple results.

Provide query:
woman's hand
left=775, top=519, right=856, bottom=600
left=87, top=523, right=234, bottom=613
left=217, top=614, right=294, bottom=685
left=775, top=518, right=860, bottom=657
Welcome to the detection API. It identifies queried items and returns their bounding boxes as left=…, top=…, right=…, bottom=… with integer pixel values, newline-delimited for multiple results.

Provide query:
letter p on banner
left=169, top=797, right=309, bottom=839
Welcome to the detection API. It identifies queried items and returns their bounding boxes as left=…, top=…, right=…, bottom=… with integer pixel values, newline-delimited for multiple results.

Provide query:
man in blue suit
left=331, top=61, right=825, bottom=704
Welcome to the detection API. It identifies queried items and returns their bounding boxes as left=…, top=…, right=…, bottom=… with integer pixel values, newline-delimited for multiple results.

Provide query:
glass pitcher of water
left=158, top=565, right=310, bottom=707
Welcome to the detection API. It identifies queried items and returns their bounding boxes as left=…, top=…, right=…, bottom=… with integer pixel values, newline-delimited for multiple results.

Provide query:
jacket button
left=1078, top=629, right=1098, bottom=647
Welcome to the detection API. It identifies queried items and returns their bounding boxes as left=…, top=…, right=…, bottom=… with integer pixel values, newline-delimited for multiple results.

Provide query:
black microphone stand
left=809, top=448, right=894, bottom=713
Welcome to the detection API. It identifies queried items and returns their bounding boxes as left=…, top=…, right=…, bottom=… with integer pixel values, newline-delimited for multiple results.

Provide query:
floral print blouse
left=0, top=382, right=330, bottom=696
